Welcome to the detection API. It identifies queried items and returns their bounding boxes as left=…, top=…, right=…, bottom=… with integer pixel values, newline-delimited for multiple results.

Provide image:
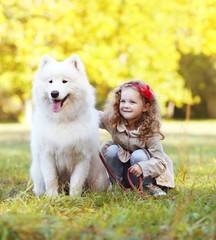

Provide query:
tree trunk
left=24, top=100, right=33, bottom=124
left=186, top=104, right=191, bottom=121
left=167, top=101, right=175, bottom=119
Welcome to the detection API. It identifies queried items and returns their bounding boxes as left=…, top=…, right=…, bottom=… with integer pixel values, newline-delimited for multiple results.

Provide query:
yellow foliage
left=0, top=0, right=215, bottom=119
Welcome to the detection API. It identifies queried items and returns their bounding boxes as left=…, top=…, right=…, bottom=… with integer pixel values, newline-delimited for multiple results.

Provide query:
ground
left=0, top=120, right=215, bottom=239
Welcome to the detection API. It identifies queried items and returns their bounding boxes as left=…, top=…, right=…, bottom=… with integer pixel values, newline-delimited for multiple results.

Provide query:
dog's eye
left=49, top=80, right=53, bottom=84
left=62, top=80, right=68, bottom=84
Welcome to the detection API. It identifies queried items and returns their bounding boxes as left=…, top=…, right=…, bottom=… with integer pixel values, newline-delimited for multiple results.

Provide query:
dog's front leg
left=41, top=152, right=59, bottom=197
left=30, top=156, right=46, bottom=196
left=69, top=159, right=90, bottom=196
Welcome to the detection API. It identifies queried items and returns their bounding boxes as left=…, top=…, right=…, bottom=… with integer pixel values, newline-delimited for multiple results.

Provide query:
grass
left=0, top=120, right=215, bottom=240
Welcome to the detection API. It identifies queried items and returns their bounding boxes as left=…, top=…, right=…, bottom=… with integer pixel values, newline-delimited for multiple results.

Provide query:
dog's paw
left=33, top=188, right=46, bottom=196
left=46, top=189, right=58, bottom=198
left=69, top=187, right=82, bottom=197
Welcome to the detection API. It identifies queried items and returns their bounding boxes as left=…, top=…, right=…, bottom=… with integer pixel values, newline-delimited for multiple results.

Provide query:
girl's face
left=119, top=87, right=149, bottom=126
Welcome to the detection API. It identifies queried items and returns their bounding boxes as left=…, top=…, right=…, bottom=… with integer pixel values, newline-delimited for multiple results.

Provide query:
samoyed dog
left=30, top=54, right=109, bottom=197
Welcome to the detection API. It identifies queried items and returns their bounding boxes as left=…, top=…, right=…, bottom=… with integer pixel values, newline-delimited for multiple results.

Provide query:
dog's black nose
left=51, top=91, right=59, bottom=98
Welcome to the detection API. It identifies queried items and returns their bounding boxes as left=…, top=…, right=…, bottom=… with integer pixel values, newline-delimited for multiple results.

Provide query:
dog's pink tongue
left=52, top=101, right=61, bottom=112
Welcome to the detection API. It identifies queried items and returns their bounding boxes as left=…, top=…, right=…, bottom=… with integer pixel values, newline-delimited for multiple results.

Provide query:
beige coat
left=99, top=111, right=175, bottom=188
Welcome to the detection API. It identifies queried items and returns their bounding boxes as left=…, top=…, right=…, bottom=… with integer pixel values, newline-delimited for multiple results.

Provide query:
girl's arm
left=98, top=111, right=105, bottom=129
left=137, top=136, right=167, bottom=179
left=98, top=111, right=113, bottom=132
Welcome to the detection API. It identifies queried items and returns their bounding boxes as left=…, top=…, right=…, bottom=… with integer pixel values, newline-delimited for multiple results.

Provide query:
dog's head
left=32, top=54, right=95, bottom=118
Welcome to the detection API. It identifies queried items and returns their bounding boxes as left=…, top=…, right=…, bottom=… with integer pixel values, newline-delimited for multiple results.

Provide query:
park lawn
left=0, top=121, right=215, bottom=240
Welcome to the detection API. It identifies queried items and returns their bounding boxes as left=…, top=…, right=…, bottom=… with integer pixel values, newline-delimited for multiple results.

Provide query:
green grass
left=0, top=121, right=215, bottom=240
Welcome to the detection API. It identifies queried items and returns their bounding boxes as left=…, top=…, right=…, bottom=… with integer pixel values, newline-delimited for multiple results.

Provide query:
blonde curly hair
left=105, top=80, right=164, bottom=141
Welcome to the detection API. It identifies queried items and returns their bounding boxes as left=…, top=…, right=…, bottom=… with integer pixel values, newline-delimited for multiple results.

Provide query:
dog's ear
left=66, top=54, right=85, bottom=72
left=38, top=54, right=53, bottom=69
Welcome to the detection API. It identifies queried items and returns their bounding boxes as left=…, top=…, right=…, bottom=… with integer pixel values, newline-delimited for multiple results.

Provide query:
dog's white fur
left=30, top=54, right=109, bottom=197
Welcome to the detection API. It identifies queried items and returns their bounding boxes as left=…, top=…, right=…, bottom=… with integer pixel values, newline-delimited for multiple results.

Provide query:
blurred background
left=0, top=0, right=216, bottom=122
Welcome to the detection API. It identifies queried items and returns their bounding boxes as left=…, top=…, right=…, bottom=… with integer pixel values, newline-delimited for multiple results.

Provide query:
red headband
left=131, top=84, right=153, bottom=102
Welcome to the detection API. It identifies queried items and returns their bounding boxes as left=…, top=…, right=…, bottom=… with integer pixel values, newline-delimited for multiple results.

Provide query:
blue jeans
left=103, top=144, right=154, bottom=187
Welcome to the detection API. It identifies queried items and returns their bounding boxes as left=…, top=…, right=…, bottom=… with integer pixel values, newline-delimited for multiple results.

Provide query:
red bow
left=131, top=84, right=153, bottom=102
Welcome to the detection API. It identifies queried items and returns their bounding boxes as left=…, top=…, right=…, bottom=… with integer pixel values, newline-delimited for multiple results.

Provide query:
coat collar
left=117, top=119, right=140, bottom=136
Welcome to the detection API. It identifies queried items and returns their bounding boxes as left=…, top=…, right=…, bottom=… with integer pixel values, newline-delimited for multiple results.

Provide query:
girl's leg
left=103, top=144, right=124, bottom=183
left=124, top=149, right=154, bottom=187
left=123, top=149, right=166, bottom=196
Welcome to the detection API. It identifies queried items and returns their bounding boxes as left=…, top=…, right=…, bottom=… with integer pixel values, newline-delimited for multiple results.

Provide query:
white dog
left=30, top=54, right=109, bottom=197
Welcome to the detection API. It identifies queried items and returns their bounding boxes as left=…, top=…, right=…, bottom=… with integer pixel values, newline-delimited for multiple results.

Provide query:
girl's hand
left=129, top=164, right=143, bottom=178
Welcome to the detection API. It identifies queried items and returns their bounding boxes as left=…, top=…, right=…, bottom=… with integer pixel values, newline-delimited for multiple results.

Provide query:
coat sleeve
left=137, top=136, right=167, bottom=179
left=98, top=111, right=106, bottom=129
left=98, top=111, right=112, bottom=131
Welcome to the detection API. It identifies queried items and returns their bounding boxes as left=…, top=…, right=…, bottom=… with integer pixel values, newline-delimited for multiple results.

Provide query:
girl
left=99, top=80, right=174, bottom=196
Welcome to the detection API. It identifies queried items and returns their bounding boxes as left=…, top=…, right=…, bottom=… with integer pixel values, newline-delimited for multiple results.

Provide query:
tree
left=0, top=0, right=215, bottom=120
left=179, top=53, right=216, bottom=118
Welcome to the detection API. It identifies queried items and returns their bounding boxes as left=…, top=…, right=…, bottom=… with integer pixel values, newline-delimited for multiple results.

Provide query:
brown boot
left=144, top=183, right=166, bottom=196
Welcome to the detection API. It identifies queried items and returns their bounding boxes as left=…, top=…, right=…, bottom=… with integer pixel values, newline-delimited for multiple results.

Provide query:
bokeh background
left=1, top=0, right=216, bottom=122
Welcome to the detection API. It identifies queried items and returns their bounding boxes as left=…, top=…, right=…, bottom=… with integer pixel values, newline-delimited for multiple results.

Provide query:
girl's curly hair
left=106, top=80, right=164, bottom=141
